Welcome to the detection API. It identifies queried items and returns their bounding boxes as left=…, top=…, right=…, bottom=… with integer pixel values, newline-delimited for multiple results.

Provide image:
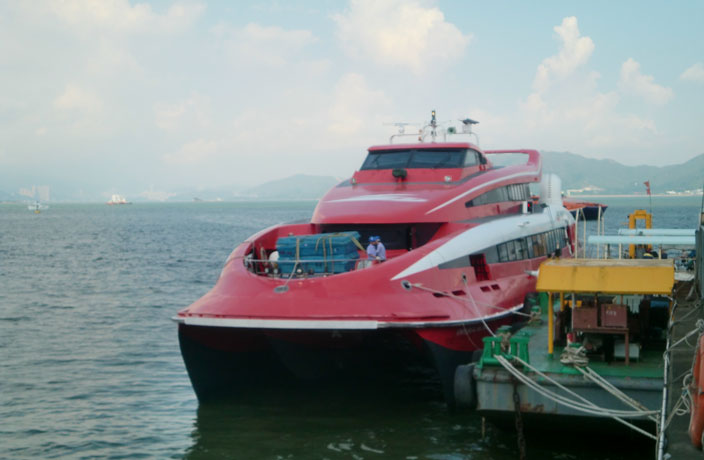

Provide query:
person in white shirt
left=366, top=235, right=386, bottom=261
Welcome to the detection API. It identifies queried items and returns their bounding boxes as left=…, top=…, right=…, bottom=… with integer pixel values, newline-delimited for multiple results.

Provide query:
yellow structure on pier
left=536, top=258, right=675, bottom=356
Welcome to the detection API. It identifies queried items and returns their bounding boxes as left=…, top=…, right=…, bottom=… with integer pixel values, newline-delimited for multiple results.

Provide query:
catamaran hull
left=178, top=313, right=517, bottom=404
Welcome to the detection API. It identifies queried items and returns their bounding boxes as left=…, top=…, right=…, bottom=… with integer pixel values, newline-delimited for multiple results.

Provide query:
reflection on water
left=182, top=378, right=652, bottom=460
left=184, top=381, right=503, bottom=460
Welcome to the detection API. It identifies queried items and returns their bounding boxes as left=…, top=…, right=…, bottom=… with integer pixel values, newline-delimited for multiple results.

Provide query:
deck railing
left=243, top=257, right=380, bottom=277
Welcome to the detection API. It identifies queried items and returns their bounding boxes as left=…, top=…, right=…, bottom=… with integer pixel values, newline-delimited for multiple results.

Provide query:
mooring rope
left=495, top=355, right=658, bottom=440
left=405, top=281, right=531, bottom=339
left=574, top=366, right=657, bottom=421
left=406, top=282, right=532, bottom=318
left=665, top=319, right=704, bottom=356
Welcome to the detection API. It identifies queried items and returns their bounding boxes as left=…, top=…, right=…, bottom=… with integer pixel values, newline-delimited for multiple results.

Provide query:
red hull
left=175, top=138, right=575, bottom=403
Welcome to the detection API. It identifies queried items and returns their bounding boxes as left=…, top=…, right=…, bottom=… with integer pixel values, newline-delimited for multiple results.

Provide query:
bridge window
left=361, top=149, right=468, bottom=170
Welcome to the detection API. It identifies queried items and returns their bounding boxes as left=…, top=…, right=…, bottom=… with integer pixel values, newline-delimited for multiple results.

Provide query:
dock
left=662, top=281, right=703, bottom=458
left=455, top=251, right=704, bottom=458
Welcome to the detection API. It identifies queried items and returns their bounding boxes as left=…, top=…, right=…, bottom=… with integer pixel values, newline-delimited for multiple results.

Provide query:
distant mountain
left=0, top=190, right=32, bottom=202
left=2, top=152, right=701, bottom=203
left=243, top=174, right=342, bottom=200
left=541, top=152, right=704, bottom=195
left=239, top=153, right=704, bottom=200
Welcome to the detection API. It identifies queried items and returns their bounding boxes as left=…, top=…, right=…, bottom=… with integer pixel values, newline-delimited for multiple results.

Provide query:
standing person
left=366, top=236, right=386, bottom=261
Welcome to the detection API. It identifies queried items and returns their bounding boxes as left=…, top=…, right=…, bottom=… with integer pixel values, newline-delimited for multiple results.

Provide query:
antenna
left=460, top=118, right=480, bottom=145
left=429, top=110, right=438, bottom=141
left=383, top=122, right=414, bottom=134
left=385, top=121, right=421, bottom=143
left=386, top=111, right=481, bottom=144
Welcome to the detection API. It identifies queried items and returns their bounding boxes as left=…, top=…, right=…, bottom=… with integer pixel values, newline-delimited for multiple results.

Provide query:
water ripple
left=2, top=200, right=693, bottom=459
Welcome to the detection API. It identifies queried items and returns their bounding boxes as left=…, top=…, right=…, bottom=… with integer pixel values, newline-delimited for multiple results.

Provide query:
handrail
left=483, top=149, right=541, bottom=168
left=244, top=257, right=375, bottom=277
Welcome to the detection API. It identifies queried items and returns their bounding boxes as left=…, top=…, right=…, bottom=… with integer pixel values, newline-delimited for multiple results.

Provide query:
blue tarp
left=276, top=231, right=361, bottom=274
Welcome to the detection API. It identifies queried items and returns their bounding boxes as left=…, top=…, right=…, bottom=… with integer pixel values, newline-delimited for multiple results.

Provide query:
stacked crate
left=276, top=232, right=361, bottom=275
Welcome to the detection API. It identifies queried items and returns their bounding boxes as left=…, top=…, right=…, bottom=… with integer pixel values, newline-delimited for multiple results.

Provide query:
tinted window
left=506, top=240, right=517, bottom=261
left=411, top=150, right=465, bottom=168
left=361, top=151, right=410, bottom=170
left=464, top=150, right=480, bottom=167
left=360, top=149, right=467, bottom=170
left=498, top=243, right=508, bottom=262
left=533, top=234, right=545, bottom=257
left=516, top=239, right=526, bottom=260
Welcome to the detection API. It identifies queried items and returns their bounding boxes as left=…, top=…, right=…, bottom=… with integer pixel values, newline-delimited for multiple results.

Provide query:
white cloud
left=216, top=22, right=317, bottom=68
left=46, top=0, right=205, bottom=33
left=333, top=0, right=471, bottom=74
left=533, top=16, right=594, bottom=93
left=514, top=18, right=659, bottom=159
left=163, top=138, right=219, bottom=165
left=328, top=74, right=391, bottom=135
left=619, top=58, right=673, bottom=105
left=154, top=94, right=211, bottom=132
left=54, top=84, right=102, bottom=112
left=680, top=62, right=704, bottom=82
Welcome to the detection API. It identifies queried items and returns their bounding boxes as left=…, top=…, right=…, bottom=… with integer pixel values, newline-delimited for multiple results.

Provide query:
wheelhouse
left=360, top=147, right=487, bottom=171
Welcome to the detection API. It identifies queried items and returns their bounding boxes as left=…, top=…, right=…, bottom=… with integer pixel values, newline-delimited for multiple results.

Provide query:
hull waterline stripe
left=178, top=317, right=380, bottom=329
left=171, top=304, right=523, bottom=330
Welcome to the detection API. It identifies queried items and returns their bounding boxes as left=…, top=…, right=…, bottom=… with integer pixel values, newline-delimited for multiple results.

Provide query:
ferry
left=107, top=194, right=130, bottom=205
left=563, top=199, right=607, bottom=221
left=174, top=112, right=576, bottom=404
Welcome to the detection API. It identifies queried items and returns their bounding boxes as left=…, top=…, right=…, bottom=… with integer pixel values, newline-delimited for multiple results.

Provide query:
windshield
left=361, top=149, right=467, bottom=170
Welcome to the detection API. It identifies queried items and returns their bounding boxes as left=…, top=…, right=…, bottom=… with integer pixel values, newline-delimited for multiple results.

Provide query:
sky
left=1, top=0, right=703, bottom=200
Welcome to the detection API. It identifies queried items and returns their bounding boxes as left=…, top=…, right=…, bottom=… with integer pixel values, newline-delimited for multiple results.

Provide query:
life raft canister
left=689, top=335, right=704, bottom=449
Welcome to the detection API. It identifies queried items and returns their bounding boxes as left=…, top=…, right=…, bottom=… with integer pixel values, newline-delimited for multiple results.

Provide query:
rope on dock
left=663, top=372, right=693, bottom=430
left=559, top=345, right=589, bottom=366
left=660, top=315, right=704, bottom=430
left=574, top=366, right=657, bottom=421
left=495, top=354, right=659, bottom=440
left=664, top=318, right=704, bottom=355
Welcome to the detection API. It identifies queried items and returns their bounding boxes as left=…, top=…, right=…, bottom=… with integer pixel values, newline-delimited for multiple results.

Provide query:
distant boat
left=562, top=200, right=608, bottom=220
left=27, top=201, right=48, bottom=213
left=107, top=194, right=131, bottom=205
left=531, top=196, right=607, bottom=221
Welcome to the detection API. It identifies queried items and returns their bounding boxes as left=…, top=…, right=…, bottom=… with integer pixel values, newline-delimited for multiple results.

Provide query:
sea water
left=1, top=197, right=700, bottom=459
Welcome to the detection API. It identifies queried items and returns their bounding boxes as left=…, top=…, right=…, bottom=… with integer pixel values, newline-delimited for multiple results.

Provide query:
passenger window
left=533, top=234, right=544, bottom=257
left=498, top=243, right=508, bottom=262
left=515, top=239, right=526, bottom=260
left=507, top=241, right=517, bottom=261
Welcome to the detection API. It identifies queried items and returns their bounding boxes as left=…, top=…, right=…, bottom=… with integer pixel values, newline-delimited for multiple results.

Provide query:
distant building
left=565, top=185, right=604, bottom=196
left=19, top=185, right=50, bottom=201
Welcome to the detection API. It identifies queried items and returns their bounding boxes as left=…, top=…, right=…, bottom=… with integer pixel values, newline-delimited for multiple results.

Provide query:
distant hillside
left=542, top=152, right=704, bottom=195
left=2, top=152, right=701, bottom=202
left=240, top=153, right=704, bottom=200
left=244, top=174, right=342, bottom=200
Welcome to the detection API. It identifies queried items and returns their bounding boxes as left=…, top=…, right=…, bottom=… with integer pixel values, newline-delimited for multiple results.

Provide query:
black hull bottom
left=178, top=324, right=476, bottom=406
left=177, top=324, right=290, bottom=402
left=569, top=206, right=607, bottom=220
